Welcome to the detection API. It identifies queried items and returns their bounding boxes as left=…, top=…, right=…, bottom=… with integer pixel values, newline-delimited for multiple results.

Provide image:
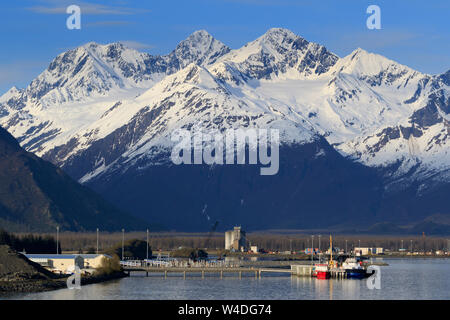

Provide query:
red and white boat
left=314, top=263, right=330, bottom=279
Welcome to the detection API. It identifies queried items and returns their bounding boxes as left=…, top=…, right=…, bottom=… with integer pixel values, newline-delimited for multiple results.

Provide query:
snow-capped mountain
left=0, top=28, right=448, bottom=231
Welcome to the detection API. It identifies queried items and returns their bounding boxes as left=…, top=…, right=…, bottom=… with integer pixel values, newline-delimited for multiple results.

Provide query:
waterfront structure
left=23, top=253, right=112, bottom=274
left=225, top=226, right=246, bottom=251
left=24, top=254, right=84, bottom=274
left=354, top=247, right=384, bottom=255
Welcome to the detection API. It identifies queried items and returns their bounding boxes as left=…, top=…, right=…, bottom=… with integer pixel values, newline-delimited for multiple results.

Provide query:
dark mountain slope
left=87, top=138, right=385, bottom=231
left=0, top=127, right=144, bottom=232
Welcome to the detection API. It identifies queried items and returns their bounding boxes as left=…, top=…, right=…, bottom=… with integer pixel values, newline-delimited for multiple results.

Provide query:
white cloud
left=118, top=41, right=155, bottom=50
left=28, top=1, right=150, bottom=15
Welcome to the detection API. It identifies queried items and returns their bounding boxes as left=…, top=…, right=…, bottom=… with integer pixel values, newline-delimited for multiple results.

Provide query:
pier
left=122, top=265, right=294, bottom=278
left=121, top=259, right=300, bottom=278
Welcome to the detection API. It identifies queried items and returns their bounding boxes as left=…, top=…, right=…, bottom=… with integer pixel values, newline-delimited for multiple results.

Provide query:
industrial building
left=354, top=247, right=384, bottom=255
left=23, top=253, right=111, bottom=274
left=225, top=226, right=247, bottom=251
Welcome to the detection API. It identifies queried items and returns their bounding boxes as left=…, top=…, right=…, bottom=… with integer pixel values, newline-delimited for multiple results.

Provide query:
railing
left=120, top=259, right=241, bottom=268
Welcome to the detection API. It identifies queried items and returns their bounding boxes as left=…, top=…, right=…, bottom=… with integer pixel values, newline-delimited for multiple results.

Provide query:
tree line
left=0, top=229, right=60, bottom=254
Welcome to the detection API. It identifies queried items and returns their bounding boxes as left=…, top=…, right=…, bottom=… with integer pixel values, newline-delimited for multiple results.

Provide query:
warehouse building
left=24, top=254, right=84, bottom=274
left=354, top=247, right=384, bottom=255
left=23, top=253, right=111, bottom=274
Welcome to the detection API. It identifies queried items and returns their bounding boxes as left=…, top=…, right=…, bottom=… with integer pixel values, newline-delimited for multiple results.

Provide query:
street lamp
left=56, top=226, right=59, bottom=255
left=96, top=228, right=99, bottom=254
left=345, top=240, right=348, bottom=254
left=311, top=235, right=314, bottom=264
left=122, top=229, right=125, bottom=261
left=146, top=229, right=149, bottom=261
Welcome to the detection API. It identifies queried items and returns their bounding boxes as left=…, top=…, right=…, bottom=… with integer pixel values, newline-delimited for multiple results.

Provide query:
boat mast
left=330, top=234, right=333, bottom=265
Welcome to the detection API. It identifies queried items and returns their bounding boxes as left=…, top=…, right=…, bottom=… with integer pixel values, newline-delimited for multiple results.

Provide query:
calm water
left=4, top=258, right=450, bottom=300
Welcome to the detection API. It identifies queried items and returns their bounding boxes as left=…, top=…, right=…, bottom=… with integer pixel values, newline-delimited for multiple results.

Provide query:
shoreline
left=0, top=271, right=128, bottom=295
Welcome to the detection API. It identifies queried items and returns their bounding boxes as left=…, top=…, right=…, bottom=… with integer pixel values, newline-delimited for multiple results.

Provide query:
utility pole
left=96, top=228, right=99, bottom=254
left=422, top=232, right=426, bottom=253
left=56, top=226, right=59, bottom=255
left=122, top=228, right=125, bottom=261
left=146, top=228, right=149, bottom=261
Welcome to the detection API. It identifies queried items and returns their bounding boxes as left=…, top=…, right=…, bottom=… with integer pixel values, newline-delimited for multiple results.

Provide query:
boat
left=314, top=263, right=330, bottom=279
left=342, top=257, right=366, bottom=279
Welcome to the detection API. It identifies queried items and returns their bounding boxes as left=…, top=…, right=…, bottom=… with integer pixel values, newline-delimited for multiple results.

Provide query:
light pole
left=345, top=240, right=348, bottom=254
left=401, top=240, right=404, bottom=251
left=311, top=235, right=314, bottom=264
left=410, top=240, right=413, bottom=253
left=146, top=229, right=149, bottom=261
left=358, top=239, right=361, bottom=249
left=318, top=235, right=321, bottom=262
left=122, top=229, right=125, bottom=261
left=96, top=228, right=99, bottom=255
left=56, top=226, right=59, bottom=255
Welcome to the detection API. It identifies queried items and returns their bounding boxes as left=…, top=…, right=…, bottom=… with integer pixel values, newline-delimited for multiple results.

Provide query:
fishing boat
left=314, top=263, right=331, bottom=279
left=342, top=257, right=366, bottom=279
left=314, top=235, right=334, bottom=279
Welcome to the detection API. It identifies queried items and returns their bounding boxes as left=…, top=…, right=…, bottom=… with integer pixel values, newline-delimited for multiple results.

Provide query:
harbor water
left=3, top=258, right=450, bottom=300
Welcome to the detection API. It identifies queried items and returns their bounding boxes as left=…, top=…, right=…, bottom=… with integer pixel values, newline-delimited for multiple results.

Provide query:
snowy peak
left=0, top=86, right=22, bottom=104
left=257, top=27, right=304, bottom=50
left=332, top=48, right=422, bottom=87
left=218, top=27, right=338, bottom=79
left=24, top=41, right=160, bottom=108
left=13, top=32, right=232, bottom=109
left=167, top=30, right=231, bottom=69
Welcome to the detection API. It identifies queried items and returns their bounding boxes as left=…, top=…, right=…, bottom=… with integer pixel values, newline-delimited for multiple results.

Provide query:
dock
left=122, top=265, right=294, bottom=278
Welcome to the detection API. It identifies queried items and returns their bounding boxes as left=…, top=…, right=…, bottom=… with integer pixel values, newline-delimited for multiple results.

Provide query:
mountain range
left=0, top=28, right=448, bottom=232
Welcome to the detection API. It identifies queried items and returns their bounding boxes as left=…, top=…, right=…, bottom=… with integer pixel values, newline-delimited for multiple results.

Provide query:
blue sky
left=0, top=0, right=448, bottom=93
